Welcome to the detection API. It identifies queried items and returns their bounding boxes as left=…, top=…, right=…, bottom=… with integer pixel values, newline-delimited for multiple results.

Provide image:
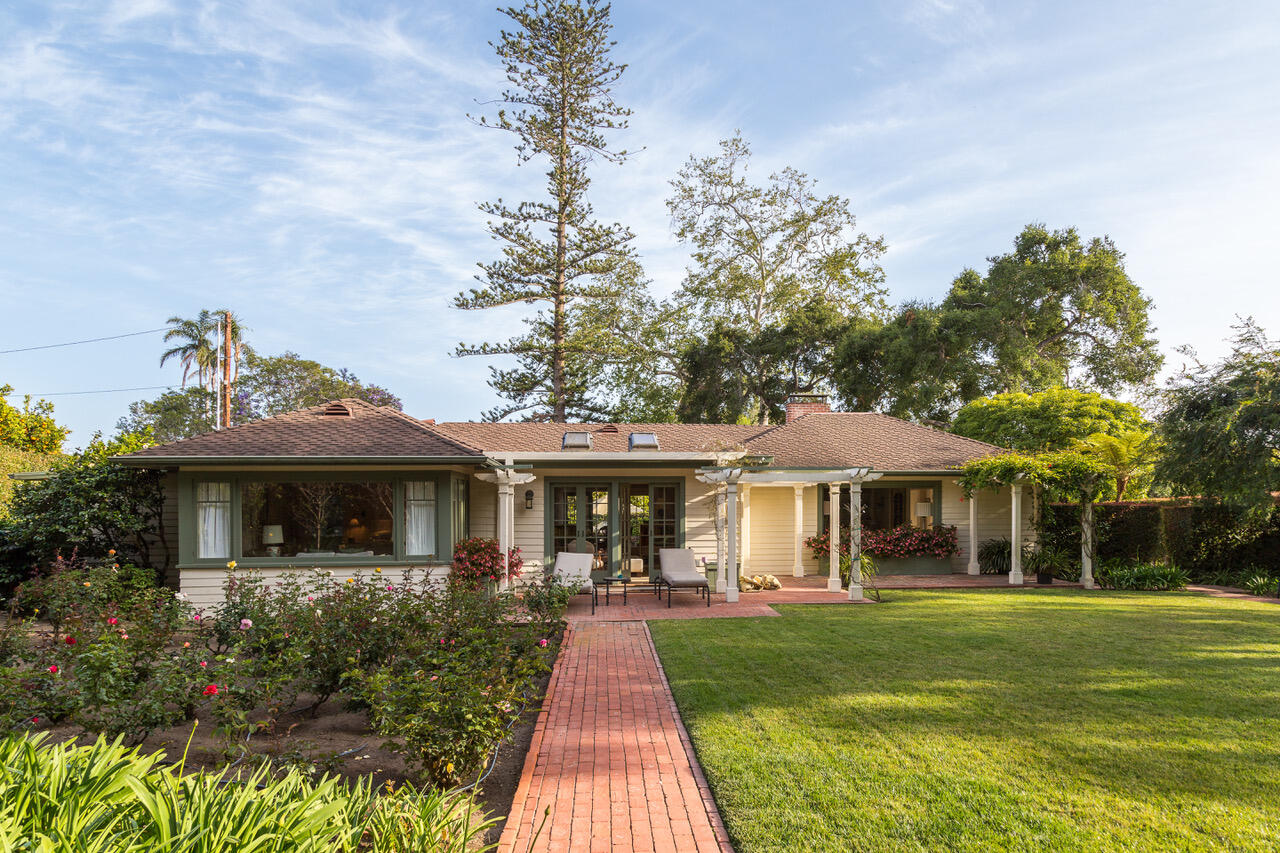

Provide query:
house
left=116, top=395, right=1035, bottom=608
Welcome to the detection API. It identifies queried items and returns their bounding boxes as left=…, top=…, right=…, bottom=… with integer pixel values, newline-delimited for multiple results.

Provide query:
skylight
left=562, top=431, right=593, bottom=450
left=629, top=432, right=660, bottom=451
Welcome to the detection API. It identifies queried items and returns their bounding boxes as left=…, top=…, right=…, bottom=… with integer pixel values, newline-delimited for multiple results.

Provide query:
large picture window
left=241, top=481, right=394, bottom=558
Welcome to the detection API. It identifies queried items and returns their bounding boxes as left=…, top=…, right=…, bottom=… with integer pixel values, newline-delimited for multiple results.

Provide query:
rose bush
left=862, top=525, right=959, bottom=559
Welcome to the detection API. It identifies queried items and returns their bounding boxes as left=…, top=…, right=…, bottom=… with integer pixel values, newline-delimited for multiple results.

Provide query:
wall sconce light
left=524, top=489, right=535, bottom=510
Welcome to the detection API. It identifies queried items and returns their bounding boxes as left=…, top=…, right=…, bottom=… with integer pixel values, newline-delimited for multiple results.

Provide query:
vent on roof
left=562, top=431, right=593, bottom=450
left=629, top=432, right=660, bottom=451
left=597, top=424, right=619, bottom=433
left=322, top=402, right=352, bottom=417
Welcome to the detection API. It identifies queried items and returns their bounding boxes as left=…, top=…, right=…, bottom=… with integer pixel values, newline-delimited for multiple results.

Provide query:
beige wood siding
left=940, top=480, right=1037, bottom=572
left=179, top=565, right=449, bottom=611
left=743, top=485, right=821, bottom=576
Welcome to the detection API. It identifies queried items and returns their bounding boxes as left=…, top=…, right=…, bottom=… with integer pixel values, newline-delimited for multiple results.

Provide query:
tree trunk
left=552, top=96, right=569, bottom=423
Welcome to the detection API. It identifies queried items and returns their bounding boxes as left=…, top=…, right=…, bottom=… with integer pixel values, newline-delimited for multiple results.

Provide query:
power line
left=0, top=327, right=169, bottom=355
left=1, top=384, right=177, bottom=397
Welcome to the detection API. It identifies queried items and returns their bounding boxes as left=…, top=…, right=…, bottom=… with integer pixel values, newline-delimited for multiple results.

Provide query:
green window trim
left=176, top=471, right=463, bottom=570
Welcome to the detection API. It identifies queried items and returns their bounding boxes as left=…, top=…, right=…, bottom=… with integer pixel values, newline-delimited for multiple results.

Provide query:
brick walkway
left=499, top=621, right=732, bottom=853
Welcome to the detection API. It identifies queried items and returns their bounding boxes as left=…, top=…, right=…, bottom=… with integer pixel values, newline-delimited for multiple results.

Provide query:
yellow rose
left=227, top=560, right=237, bottom=569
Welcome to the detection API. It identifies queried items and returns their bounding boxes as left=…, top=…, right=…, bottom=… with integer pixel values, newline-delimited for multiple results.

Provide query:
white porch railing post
left=725, top=482, right=740, bottom=603
left=496, top=483, right=513, bottom=591
left=740, top=484, right=751, bottom=577
left=1081, top=500, right=1096, bottom=589
left=1009, top=483, right=1024, bottom=585
left=828, top=482, right=843, bottom=593
left=792, top=485, right=805, bottom=577
left=967, top=491, right=980, bottom=575
left=848, top=481, right=864, bottom=601
left=715, top=489, right=727, bottom=593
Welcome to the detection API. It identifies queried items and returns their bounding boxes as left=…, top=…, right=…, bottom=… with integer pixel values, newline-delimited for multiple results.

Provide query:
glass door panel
left=651, top=485, right=679, bottom=575
left=622, top=485, right=650, bottom=577
left=551, top=486, right=578, bottom=555
left=585, top=487, right=611, bottom=574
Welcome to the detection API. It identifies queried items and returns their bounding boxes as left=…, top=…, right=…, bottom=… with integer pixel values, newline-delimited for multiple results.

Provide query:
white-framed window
left=404, top=481, right=437, bottom=557
left=195, top=482, right=232, bottom=559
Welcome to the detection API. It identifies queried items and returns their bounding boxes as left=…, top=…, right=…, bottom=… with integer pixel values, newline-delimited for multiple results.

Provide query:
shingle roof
left=742, top=412, right=1004, bottom=470
left=120, top=399, right=483, bottom=461
left=431, top=422, right=770, bottom=455
left=118, top=401, right=1004, bottom=471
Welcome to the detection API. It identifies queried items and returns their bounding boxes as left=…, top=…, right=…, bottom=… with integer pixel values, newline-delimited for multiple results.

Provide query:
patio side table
left=599, top=575, right=630, bottom=605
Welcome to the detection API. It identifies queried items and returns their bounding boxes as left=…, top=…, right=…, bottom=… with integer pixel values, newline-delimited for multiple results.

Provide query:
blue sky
left=2, top=0, right=1277, bottom=445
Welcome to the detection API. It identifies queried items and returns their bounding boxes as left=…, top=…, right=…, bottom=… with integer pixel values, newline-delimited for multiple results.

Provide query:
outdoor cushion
left=657, top=548, right=704, bottom=580
left=552, top=552, right=595, bottom=592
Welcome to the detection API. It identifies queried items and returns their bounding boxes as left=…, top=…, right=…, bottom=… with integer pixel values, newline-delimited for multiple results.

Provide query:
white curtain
left=405, top=481, right=437, bottom=556
left=196, top=482, right=231, bottom=559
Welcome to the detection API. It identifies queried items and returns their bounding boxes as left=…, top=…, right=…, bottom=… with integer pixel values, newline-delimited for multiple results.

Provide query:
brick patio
left=499, top=621, right=732, bottom=853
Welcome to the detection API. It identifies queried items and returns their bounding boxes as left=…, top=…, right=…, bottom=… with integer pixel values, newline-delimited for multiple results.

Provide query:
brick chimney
left=785, top=393, right=831, bottom=423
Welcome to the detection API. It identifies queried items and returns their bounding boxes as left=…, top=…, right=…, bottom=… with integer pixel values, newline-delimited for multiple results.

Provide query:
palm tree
left=1075, top=429, right=1161, bottom=501
left=160, top=311, right=252, bottom=426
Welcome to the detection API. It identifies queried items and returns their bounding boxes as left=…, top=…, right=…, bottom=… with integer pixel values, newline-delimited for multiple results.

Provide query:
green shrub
left=520, top=574, right=577, bottom=633
left=978, top=538, right=1012, bottom=574
left=1096, top=560, right=1188, bottom=591
left=1243, top=575, right=1278, bottom=597
left=352, top=587, right=554, bottom=789
left=0, top=732, right=497, bottom=852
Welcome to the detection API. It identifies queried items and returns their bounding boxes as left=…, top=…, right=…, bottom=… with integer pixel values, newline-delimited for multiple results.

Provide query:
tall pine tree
left=456, top=0, right=637, bottom=422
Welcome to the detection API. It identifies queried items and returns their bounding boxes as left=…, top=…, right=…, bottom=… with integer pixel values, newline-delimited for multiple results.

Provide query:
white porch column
left=828, top=482, right=843, bottom=592
left=496, top=483, right=513, bottom=591
left=967, top=491, right=980, bottom=575
left=1081, top=500, right=1096, bottom=589
left=1009, top=482, right=1024, bottom=585
left=740, top=484, right=752, bottom=576
left=847, top=481, right=864, bottom=601
left=725, top=482, right=740, bottom=603
left=715, top=489, right=727, bottom=593
left=792, top=485, right=805, bottom=577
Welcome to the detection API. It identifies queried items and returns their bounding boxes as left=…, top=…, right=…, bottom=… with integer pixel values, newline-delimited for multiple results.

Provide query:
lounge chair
left=552, top=551, right=597, bottom=614
left=656, top=548, right=711, bottom=608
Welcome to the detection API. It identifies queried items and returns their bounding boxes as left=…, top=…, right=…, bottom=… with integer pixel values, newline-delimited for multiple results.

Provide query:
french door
left=550, top=484, right=612, bottom=573
left=549, top=481, right=683, bottom=579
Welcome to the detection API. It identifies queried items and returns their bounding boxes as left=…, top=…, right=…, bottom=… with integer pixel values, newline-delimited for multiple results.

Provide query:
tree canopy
left=1157, top=319, right=1280, bottom=508
left=942, top=224, right=1162, bottom=394
left=834, top=225, right=1162, bottom=421
left=120, top=352, right=402, bottom=442
left=950, top=388, right=1149, bottom=451
left=5, top=431, right=166, bottom=571
left=0, top=386, right=67, bottom=454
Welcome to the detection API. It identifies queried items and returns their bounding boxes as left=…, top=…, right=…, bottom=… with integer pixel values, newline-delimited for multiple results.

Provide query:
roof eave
left=112, top=454, right=484, bottom=466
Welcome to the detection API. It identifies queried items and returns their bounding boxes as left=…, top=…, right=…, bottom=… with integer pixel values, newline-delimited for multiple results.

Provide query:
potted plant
left=1024, top=547, right=1065, bottom=585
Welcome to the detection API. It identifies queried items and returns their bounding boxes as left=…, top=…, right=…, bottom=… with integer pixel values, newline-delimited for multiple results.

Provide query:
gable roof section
left=432, top=422, right=771, bottom=455
left=118, top=399, right=483, bottom=463
left=744, top=412, right=1004, bottom=470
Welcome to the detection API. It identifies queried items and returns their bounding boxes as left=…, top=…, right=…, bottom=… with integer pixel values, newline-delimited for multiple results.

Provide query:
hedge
left=1042, top=501, right=1280, bottom=579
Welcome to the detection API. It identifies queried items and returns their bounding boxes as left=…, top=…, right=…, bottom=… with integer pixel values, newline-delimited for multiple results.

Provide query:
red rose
left=48, top=665, right=58, bottom=674
left=64, top=636, right=76, bottom=645
left=202, top=684, right=219, bottom=696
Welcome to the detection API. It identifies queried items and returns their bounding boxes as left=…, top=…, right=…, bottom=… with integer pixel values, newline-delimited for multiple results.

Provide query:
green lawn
left=649, top=590, right=1280, bottom=852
